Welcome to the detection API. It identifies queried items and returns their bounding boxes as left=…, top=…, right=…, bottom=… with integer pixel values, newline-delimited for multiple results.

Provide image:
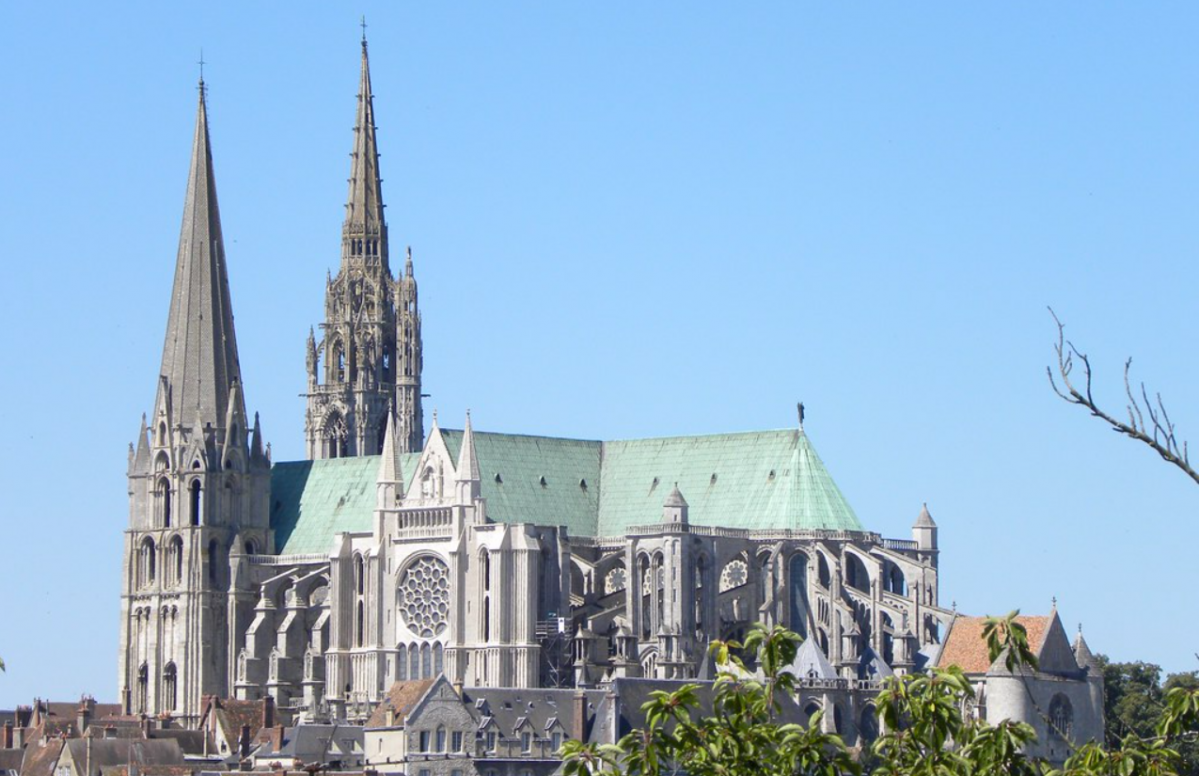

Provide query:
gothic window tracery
left=719, top=559, right=749, bottom=592
left=398, top=556, right=450, bottom=638
left=140, top=536, right=157, bottom=587
left=604, top=566, right=626, bottom=595
left=1049, top=694, right=1073, bottom=740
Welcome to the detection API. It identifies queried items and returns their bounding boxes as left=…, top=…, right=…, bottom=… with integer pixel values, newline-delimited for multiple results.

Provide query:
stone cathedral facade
left=119, top=39, right=956, bottom=727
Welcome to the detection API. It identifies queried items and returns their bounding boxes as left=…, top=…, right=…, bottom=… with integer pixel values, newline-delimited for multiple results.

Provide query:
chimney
left=270, top=725, right=284, bottom=754
left=572, top=690, right=588, bottom=743
left=239, top=725, right=252, bottom=759
left=263, top=696, right=276, bottom=729
left=2, top=721, right=13, bottom=749
left=78, top=695, right=95, bottom=734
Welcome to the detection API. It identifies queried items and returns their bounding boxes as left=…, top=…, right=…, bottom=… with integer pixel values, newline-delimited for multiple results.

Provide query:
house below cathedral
left=118, top=34, right=957, bottom=727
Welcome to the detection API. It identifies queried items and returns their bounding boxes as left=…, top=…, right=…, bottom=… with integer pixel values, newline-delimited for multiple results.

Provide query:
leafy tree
left=562, top=617, right=1199, bottom=776
left=1095, top=657, right=1165, bottom=745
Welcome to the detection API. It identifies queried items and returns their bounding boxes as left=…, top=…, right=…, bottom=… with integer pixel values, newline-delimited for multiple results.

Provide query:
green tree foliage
left=563, top=619, right=1199, bottom=776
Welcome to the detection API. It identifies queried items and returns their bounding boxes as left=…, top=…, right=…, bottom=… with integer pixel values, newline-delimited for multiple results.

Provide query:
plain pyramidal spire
left=343, top=33, right=386, bottom=251
left=155, top=79, right=245, bottom=433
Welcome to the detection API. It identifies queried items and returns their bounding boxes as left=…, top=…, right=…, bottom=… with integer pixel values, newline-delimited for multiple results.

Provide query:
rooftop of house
left=936, top=611, right=1083, bottom=677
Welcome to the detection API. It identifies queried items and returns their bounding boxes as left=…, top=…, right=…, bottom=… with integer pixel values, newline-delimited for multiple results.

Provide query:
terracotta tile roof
left=936, top=615, right=1050, bottom=675
left=220, top=699, right=269, bottom=736
left=365, top=680, right=436, bottom=729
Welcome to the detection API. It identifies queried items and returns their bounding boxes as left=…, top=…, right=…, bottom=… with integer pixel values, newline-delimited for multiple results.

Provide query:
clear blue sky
left=1, top=2, right=1197, bottom=704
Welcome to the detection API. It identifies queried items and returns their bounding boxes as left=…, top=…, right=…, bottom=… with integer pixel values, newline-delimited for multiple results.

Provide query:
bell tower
left=121, top=80, right=271, bottom=725
left=305, top=35, right=422, bottom=457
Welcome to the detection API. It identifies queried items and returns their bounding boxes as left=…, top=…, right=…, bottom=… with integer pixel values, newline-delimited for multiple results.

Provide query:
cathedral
left=119, top=37, right=957, bottom=726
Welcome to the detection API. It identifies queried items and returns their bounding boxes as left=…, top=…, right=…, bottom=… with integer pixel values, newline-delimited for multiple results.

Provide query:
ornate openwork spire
left=155, top=82, right=244, bottom=433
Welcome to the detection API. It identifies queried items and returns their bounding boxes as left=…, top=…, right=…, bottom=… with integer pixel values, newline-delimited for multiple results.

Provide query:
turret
left=455, top=411, right=481, bottom=503
left=661, top=483, right=688, bottom=524
left=912, top=503, right=939, bottom=567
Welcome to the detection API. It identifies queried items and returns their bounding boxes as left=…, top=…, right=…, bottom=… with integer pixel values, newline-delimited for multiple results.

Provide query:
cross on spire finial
left=360, top=16, right=368, bottom=43
left=198, top=50, right=206, bottom=83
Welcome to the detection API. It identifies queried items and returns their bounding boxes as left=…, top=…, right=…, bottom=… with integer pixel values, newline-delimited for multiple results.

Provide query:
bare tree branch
left=1048, top=307, right=1199, bottom=487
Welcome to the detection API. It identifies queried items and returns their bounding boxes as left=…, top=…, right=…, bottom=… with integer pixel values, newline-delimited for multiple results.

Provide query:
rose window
left=605, top=567, right=627, bottom=594
left=719, top=559, right=749, bottom=592
left=398, top=556, right=451, bottom=637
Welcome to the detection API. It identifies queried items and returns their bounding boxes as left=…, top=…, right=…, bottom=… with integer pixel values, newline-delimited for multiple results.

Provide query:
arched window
left=355, top=554, right=365, bottom=595
left=171, top=535, right=184, bottom=585
left=482, top=597, right=491, bottom=642
left=817, top=553, right=832, bottom=588
left=789, top=552, right=809, bottom=638
left=334, top=344, right=346, bottom=383
left=244, top=539, right=257, bottom=556
left=436, top=726, right=446, bottom=753
left=1049, top=694, right=1073, bottom=740
left=157, top=479, right=172, bottom=527
left=409, top=644, right=420, bottom=679
left=433, top=642, right=443, bottom=676
left=157, top=422, right=168, bottom=446
left=140, top=537, right=157, bottom=586
left=163, top=663, right=178, bottom=711
left=356, top=600, right=364, bottom=647
left=137, top=664, right=149, bottom=713
left=189, top=480, right=202, bottom=526
left=397, top=645, right=407, bottom=680
left=421, top=643, right=432, bottom=677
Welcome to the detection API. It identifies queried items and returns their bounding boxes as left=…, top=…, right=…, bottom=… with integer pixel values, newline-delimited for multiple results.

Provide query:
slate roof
left=62, top=739, right=185, bottom=776
left=783, top=637, right=838, bottom=680
left=936, top=615, right=1051, bottom=675
left=460, top=688, right=605, bottom=740
left=255, top=725, right=363, bottom=762
left=272, top=426, right=862, bottom=545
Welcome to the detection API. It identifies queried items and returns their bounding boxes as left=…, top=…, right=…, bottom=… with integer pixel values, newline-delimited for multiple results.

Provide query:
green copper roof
left=271, top=454, right=420, bottom=554
left=440, top=429, right=602, bottom=539
left=597, top=429, right=861, bottom=535
left=271, top=427, right=861, bottom=545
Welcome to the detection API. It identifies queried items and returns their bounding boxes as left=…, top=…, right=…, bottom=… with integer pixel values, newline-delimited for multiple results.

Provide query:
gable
left=1037, top=613, right=1081, bottom=675
left=271, top=454, right=419, bottom=554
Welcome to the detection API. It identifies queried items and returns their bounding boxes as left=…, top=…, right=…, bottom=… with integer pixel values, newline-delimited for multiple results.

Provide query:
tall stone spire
left=156, top=80, right=244, bottom=432
left=121, top=79, right=271, bottom=727
left=306, top=35, right=403, bottom=459
left=343, top=36, right=387, bottom=269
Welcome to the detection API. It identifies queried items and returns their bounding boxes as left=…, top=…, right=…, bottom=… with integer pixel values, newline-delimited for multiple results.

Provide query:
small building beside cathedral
left=122, top=34, right=975, bottom=732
